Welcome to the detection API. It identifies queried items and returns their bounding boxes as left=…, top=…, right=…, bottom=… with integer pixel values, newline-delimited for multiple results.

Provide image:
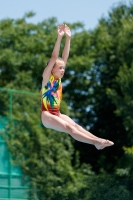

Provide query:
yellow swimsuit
left=41, top=75, right=62, bottom=116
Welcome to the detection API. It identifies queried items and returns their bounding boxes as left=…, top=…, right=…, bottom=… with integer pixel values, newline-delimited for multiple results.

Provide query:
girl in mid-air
left=41, top=24, right=114, bottom=150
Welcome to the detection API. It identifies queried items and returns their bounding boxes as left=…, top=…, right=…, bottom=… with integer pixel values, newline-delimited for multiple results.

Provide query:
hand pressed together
left=58, top=24, right=71, bottom=39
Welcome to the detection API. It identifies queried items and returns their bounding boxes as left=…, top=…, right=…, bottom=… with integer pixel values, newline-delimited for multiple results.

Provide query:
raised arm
left=62, top=24, right=71, bottom=65
left=42, top=24, right=64, bottom=88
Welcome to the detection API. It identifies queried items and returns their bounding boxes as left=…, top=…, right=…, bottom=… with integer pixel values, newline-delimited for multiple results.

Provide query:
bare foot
left=94, top=139, right=114, bottom=150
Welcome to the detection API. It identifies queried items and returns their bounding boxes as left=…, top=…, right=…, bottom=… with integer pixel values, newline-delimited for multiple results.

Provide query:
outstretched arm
left=42, top=24, right=64, bottom=88
left=62, top=24, right=71, bottom=65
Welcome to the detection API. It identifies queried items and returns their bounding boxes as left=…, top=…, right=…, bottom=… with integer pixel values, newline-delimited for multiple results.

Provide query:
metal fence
left=0, top=88, right=38, bottom=200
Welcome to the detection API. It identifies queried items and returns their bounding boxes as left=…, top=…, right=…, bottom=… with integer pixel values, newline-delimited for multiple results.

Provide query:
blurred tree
left=88, top=3, right=133, bottom=172
left=0, top=2, right=133, bottom=198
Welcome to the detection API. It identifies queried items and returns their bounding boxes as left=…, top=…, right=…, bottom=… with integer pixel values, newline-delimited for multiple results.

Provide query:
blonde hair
left=46, top=57, right=64, bottom=67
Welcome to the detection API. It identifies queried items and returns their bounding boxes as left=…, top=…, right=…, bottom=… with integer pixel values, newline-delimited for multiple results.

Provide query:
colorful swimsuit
left=41, top=75, right=62, bottom=116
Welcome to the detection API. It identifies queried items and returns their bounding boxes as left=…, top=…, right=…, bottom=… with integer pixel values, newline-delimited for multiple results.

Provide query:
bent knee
left=74, top=123, right=80, bottom=129
left=69, top=122, right=80, bottom=130
left=65, top=123, right=76, bottom=134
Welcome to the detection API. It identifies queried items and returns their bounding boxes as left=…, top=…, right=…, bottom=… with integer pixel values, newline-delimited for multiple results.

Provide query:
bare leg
left=59, top=114, right=114, bottom=149
left=41, top=111, right=114, bottom=150
left=60, top=114, right=99, bottom=139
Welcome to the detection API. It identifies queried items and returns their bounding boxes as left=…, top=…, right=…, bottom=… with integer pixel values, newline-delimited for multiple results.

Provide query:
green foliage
left=85, top=175, right=133, bottom=200
left=3, top=111, right=93, bottom=199
left=50, top=1, right=133, bottom=176
left=1, top=2, right=133, bottom=199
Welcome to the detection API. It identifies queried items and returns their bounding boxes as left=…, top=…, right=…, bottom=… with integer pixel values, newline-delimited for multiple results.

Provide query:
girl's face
left=52, top=60, right=65, bottom=79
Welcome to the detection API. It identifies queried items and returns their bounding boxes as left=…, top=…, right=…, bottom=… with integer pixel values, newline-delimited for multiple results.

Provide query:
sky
left=0, top=0, right=132, bottom=30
